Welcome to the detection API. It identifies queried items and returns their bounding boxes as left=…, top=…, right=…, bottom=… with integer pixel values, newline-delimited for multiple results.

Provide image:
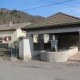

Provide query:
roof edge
left=22, top=22, right=80, bottom=30
left=57, top=12, right=80, bottom=20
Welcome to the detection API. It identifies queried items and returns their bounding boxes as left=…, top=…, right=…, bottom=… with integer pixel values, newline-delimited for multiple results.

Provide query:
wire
left=23, top=0, right=74, bottom=11
left=42, top=0, right=80, bottom=9
left=61, top=4, right=80, bottom=9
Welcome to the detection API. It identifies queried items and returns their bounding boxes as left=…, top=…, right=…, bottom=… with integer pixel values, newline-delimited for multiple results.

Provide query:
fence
left=10, top=42, right=19, bottom=58
left=0, top=43, right=8, bottom=48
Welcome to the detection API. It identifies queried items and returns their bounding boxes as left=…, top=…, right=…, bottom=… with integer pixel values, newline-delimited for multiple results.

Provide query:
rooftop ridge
left=57, top=12, right=80, bottom=20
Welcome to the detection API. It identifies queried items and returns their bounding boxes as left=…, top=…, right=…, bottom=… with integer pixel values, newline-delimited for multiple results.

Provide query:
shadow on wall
left=33, top=34, right=79, bottom=51
left=34, top=43, right=51, bottom=51
left=58, top=35, right=79, bottom=49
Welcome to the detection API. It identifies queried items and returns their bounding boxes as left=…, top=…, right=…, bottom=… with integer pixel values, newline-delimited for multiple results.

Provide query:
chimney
left=9, top=20, right=12, bottom=26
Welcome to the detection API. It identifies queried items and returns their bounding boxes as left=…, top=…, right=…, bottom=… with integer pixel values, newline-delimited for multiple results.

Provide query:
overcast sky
left=0, top=0, right=80, bottom=17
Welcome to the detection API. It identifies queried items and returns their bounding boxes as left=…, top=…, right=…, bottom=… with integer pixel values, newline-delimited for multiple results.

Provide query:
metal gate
left=10, top=42, right=19, bottom=58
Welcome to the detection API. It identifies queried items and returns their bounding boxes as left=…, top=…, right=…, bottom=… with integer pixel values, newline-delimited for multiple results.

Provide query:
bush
left=0, top=12, right=3, bottom=15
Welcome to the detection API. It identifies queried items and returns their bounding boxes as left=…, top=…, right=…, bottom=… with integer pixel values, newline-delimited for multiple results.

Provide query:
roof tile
left=0, top=23, right=31, bottom=31
left=22, top=12, right=80, bottom=29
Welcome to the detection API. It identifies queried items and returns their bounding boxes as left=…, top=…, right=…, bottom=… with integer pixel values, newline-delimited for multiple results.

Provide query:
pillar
left=79, top=31, right=80, bottom=49
left=38, top=34, right=44, bottom=50
left=44, top=34, right=49, bottom=43
left=49, top=34, right=56, bottom=41
left=19, top=34, right=33, bottom=60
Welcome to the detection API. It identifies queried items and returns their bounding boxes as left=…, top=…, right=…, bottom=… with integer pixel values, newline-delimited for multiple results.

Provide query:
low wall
left=67, top=47, right=78, bottom=57
left=40, top=47, right=78, bottom=62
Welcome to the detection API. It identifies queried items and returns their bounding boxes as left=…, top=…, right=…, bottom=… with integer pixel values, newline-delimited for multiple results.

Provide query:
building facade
left=0, top=22, right=30, bottom=46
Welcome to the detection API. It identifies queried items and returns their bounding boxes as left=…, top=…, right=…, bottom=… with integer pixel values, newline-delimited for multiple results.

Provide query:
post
left=19, top=35, right=34, bottom=60
left=44, top=34, right=49, bottom=43
left=10, top=44, right=12, bottom=57
left=79, top=31, right=80, bottom=49
left=38, top=34, right=44, bottom=50
left=49, top=34, right=56, bottom=41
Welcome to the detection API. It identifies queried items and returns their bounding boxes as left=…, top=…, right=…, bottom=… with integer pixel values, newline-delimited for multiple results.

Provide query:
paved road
left=0, top=60, right=80, bottom=80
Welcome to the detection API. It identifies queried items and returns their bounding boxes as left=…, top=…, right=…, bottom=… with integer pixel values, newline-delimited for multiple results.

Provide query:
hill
left=0, top=8, right=45, bottom=25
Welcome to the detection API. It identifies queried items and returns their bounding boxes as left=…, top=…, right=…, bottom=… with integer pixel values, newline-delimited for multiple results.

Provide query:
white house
left=0, top=22, right=31, bottom=46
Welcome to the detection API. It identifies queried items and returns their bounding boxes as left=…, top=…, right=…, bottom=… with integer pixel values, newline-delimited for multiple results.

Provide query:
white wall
left=19, top=39, right=23, bottom=59
left=44, top=34, right=49, bottom=43
left=19, top=38, right=32, bottom=60
left=17, top=28, right=26, bottom=38
left=33, top=34, right=38, bottom=43
left=0, top=30, right=14, bottom=44
left=19, top=37, right=41, bottom=60
left=0, top=28, right=26, bottom=44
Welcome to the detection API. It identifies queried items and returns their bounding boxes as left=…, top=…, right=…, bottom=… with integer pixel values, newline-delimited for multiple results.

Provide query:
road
left=0, top=60, right=80, bottom=80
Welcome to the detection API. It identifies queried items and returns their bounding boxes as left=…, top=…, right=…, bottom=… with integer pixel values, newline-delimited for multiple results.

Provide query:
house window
left=0, top=37, right=3, bottom=40
left=5, top=36, right=11, bottom=41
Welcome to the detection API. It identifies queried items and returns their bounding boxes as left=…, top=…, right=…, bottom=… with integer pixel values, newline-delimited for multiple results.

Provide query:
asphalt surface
left=0, top=60, right=80, bottom=80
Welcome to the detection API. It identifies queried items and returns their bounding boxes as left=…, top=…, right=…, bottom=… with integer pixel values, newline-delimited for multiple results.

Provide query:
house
left=19, top=12, right=80, bottom=60
left=0, top=21, right=30, bottom=46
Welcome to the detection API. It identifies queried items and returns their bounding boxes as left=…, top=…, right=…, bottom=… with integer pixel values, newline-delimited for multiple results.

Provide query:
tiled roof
left=22, top=12, right=80, bottom=30
left=0, top=23, right=31, bottom=31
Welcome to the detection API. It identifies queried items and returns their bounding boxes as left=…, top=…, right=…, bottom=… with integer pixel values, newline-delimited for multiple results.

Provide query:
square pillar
left=49, top=34, right=56, bottom=41
left=44, top=34, right=49, bottom=43
left=38, top=34, right=44, bottom=50
left=19, top=35, right=33, bottom=60
left=79, top=31, right=80, bottom=49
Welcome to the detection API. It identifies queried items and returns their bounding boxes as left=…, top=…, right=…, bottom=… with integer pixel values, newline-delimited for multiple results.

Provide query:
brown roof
left=0, top=23, right=31, bottom=31
left=22, top=12, right=80, bottom=30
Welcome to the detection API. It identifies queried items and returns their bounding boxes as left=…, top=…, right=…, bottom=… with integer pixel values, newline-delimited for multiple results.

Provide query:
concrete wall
left=40, top=47, right=78, bottom=62
left=67, top=47, right=78, bottom=57
left=19, top=38, right=32, bottom=60
left=17, top=28, right=26, bottom=38
left=19, top=39, right=23, bottom=59
left=19, top=38, right=40, bottom=60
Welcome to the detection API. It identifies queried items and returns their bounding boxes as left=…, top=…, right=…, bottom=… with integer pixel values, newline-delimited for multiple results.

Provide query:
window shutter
left=3, top=37, right=7, bottom=41
left=10, top=36, right=11, bottom=41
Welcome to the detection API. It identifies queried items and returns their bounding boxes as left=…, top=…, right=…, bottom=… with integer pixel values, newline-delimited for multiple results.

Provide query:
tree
left=13, top=22, right=15, bottom=24
left=18, top=15, right=21, bottom=18
left=17, top=21, right=20, bottom=23
left=0, top=12, right=3, bottom=15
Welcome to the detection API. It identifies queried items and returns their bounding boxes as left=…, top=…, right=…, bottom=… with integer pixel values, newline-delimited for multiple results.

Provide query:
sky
left=0, top=0, right=80, bottom=17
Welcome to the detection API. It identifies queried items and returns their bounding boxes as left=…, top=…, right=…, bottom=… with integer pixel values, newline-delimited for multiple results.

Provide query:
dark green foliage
left=0, top=12, right=3, bottom=15
left=14, top=14, right=17, bottom=17
left=12, top=10, right=17, bottom=13
left=13, top=22, right=15, bottom=24
left=17, top=21, right=20, bottom=23
left=6, top=12, right=8, bottom=14
left=18, top=15, right=21, bottom=18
